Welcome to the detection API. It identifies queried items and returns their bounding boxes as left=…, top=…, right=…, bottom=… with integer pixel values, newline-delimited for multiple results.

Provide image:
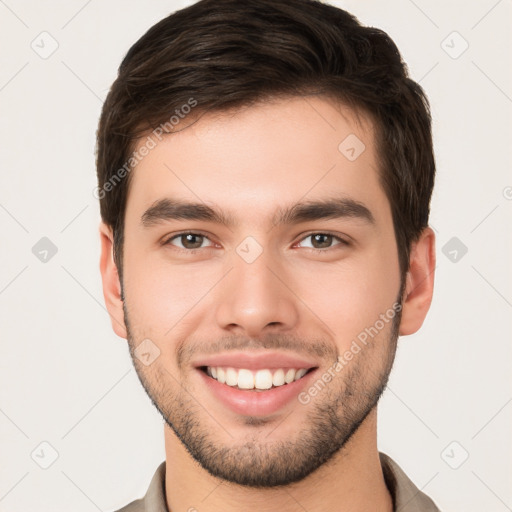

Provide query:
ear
left=399, top=227, right=436, bottom=336
left=99, top=222, right=127, bottom=339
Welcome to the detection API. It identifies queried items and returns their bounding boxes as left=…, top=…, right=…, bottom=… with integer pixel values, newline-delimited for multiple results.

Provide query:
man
left=96, top=0, right=438, bottom=510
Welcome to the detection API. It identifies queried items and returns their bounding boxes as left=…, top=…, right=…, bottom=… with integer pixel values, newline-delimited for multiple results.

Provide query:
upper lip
left=192, top=351, right=320, bottom=371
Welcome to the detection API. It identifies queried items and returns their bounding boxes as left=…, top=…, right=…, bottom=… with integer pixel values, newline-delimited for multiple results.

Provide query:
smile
left=202, top=366, right=315, bottom=391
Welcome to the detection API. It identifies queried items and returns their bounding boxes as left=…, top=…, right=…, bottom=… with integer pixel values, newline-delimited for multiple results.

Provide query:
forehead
left=124, top=96, right=388, bottom=226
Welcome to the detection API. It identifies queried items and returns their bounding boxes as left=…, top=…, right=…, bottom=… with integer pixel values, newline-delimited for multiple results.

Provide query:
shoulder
left=114, top=498, right=145, bottom=512
left=380, top=452, right=441, bottom=512
left=109, top=461, right=167, bottom=512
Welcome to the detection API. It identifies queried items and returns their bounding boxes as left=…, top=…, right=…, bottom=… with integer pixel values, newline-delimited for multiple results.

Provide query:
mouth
left=198, top=365, right=317, bottom=392
left=195, top=363, right=320, bottom=417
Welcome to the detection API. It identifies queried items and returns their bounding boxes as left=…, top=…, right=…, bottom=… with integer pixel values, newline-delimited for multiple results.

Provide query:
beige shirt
left=114, top=452, right=440, bottom=512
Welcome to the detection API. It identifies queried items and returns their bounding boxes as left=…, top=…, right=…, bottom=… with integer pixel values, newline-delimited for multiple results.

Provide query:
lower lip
left=196, top=368, right=318, bottom=417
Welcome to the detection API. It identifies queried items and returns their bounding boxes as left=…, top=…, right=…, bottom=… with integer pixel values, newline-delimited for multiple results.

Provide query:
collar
left=119, top=453, right=440, bottom=512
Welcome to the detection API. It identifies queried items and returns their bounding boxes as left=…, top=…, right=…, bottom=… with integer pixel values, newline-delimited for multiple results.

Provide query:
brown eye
left=311, top=233, right=333, bottom=249
left=180, top=233, right=204, bottom=249
left=165, top=232, right=213, bottom=250
left=298, top=233, right=348, bottom=251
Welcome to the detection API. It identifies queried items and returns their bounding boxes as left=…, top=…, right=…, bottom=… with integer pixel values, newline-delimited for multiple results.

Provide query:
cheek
left=294, top=245, right=400, bottom=345
left=123, top=247, right=222, bottom=336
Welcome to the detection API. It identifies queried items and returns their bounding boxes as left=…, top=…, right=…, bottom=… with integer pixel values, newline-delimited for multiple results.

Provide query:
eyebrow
left=140, top=196, right=375, bottom=228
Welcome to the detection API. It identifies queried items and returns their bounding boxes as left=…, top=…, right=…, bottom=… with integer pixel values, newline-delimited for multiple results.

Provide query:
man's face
left=120, top=96, right=402, bottom=486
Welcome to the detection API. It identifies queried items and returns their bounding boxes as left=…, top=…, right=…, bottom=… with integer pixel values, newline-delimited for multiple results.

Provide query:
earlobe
left=98, top=222, right=128, bottom=339
left=399, top=227, right=436, bottom=336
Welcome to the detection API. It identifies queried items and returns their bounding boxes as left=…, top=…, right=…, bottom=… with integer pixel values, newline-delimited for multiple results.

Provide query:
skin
left=99, top=96, right=435, bottom=512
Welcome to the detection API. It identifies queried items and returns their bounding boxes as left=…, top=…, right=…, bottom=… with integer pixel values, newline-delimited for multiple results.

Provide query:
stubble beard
left=123, top=298, right=401, bottom=488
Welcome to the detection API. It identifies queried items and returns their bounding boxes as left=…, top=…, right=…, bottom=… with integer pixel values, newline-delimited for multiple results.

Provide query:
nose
left=214, top=245, right=299, bottom=337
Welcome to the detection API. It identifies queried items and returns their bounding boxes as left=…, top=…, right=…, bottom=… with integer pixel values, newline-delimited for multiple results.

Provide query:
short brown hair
left=96, top=0, right=435, bottom=281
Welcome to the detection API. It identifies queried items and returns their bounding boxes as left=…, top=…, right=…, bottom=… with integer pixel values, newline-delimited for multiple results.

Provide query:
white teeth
left=284, top=369, right=296, bottom=384
left=216, top=367, right=226, bottom=384
left=272, top=368, right=285, bottom=386
left=205, top=366, right=311, bottom=390
left=237, top=369, right=254, bottom=390
left=255, top=369, right=273, bottom=390
left=226, top=367, right=238, bottom=386
left=295, top=368, right=308, bottom=380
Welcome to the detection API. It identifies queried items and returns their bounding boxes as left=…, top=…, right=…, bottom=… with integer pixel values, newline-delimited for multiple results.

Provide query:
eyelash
left=162, top=231, right=350, bottom=255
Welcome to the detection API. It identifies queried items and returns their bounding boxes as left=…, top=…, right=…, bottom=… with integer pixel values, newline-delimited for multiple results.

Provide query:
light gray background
left=1, top=1, right=511, bottom=511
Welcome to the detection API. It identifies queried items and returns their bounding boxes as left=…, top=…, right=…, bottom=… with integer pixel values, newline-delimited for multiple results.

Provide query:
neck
left=163, top=410, right=393, bottom=512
